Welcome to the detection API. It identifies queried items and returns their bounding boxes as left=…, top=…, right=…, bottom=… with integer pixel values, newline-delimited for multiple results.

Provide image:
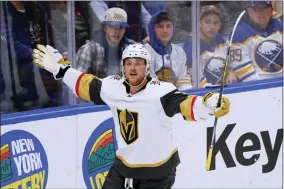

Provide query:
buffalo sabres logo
left=253, top=39, right=283, bottom=73
left=156, top=67, right=177, bottom=84
left=117, top=109, right=139, bottom=145
left=204, top=57, right=225, bottom=85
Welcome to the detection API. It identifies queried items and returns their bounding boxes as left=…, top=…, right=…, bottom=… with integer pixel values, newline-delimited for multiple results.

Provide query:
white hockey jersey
left=145, top=43, right=192, bottom=91
left=183, top=33, right=228, bottom=87
left=62, top=68, right=204, bottom=179
left=231, top=16, right=283, bottom=82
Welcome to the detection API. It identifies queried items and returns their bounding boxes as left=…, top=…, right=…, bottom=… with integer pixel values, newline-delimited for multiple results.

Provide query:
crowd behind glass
left=0, top=1, right=283, bottom=113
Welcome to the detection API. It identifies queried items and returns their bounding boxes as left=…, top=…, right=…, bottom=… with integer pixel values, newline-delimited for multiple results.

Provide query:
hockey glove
left=202, top=92, right=230, bottom=118
left=32, top=45, right=71, bottom=80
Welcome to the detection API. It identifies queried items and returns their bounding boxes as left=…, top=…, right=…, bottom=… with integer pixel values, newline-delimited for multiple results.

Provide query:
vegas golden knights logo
left=117, top=109, right=139, bottom=145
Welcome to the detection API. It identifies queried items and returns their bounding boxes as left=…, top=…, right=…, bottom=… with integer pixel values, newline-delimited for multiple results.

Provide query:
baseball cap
left=200, top=5, right=222, bottom=20
left=247, top=1, right=273, bottom=8
left=104, top=7, right=129, bottom=27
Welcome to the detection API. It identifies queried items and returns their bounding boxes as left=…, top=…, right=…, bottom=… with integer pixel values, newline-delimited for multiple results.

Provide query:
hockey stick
left=206, top=10, right=246, bottom=171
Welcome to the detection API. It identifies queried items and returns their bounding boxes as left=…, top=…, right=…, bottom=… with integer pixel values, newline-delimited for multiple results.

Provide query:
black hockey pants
left=102, top=166, right=176, bottom=189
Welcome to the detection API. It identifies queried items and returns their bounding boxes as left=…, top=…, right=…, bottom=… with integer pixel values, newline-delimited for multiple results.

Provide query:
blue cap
left=247, top=1, right=273, bottom=8
left=105, top=21, right=129, bottom=27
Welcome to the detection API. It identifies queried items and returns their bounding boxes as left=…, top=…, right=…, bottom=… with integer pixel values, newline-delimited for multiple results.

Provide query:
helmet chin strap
left=124, top=75, right=147, bottom=88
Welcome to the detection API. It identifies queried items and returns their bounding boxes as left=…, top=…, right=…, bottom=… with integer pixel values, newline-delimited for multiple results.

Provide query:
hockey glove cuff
left=202, top=92, right=230, bottom=118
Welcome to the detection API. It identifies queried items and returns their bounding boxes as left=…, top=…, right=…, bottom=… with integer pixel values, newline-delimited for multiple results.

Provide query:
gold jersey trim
left=116, top=148, right=178, bottom=168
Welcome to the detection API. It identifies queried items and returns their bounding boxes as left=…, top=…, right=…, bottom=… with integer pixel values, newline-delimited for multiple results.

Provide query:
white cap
left=104, top=7, right=129, bottom=27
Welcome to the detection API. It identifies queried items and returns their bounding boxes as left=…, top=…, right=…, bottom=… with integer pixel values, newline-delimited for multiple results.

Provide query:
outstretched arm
left=32, top=44, right=105, bottom=105
left=161, top=89, right=230, bottom=121
left=63, top=68, right=105, bottom=105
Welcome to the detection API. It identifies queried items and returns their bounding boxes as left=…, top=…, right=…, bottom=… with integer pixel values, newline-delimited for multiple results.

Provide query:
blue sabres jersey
left=230, top=16, right=283, bottom=82
left=183, top=33, right=227, bottom=87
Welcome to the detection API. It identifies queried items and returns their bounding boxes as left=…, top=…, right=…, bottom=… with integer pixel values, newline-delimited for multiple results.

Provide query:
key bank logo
left=207, top=124, right=283, bottom=173
left=82, top=118, right=117, bottom=189
left=0, top=130, right=48, bottom=188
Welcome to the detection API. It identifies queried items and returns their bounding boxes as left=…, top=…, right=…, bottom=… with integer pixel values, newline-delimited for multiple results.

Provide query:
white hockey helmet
left=122, top=44, right=151, bottom=75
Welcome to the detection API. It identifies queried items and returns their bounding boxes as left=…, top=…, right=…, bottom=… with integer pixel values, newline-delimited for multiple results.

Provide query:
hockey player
left=230, top=1, right=283, bottom=82
left=32, top=43, right=230, bottom=189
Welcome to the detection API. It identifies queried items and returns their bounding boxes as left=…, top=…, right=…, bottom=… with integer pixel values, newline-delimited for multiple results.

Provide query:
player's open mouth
left=130, top=73, right=137, bottom=76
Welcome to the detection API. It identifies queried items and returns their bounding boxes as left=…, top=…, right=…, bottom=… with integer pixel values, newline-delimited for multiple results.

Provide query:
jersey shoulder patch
left=103, top=75, right=123, bottom=83
left=149, top=79, right=162, bottom=86
left=102, top=75, right=123, bottom=89
left=147, top=78, right=177, bottom=96
left=108, top=75, right=122, bottom=80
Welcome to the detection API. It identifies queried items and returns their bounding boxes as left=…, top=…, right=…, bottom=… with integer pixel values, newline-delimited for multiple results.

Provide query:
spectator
left=214, top=2, right=248, bottom=38
left=0, top=2, right=18, bottom=113
left=89, top=1, right=151, bottom=42
left=164, top=1, right=192, bottom=43
left=164, top=1, right=220, bottom=43
left=230, top=1, right=283, bottom=82
left=7, top=1, right=59, bottom=111
left=48, top=1, right=91, bottom=53
left=0, top=3, right=7, bottom=96
left=145, top=10, right=192, bottom=90
left=183, top=5, right=237, bottom=87
left=142, top=1, right=165, bottom=16
left=76, top=7, right=135, bottom=78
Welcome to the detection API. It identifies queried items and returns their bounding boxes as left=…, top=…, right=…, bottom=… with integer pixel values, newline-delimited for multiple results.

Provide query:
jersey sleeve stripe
left=176, top=78, right=192, bottom=85
left=75, top=73, right=85, bottom=98
left=235, top=64, right=255, bottom=79
left=191, top=96, right=198, bottom=121
left=75, top=73, right=96, bottom=101
left=233, top=61, right=252, bottom=71
left=179, top=95, right=197, bottom=121
left=238, top=71, right=256, bottom=82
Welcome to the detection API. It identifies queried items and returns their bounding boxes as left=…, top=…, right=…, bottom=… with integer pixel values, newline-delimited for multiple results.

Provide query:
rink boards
left=1, top=78, right=283, bottom=189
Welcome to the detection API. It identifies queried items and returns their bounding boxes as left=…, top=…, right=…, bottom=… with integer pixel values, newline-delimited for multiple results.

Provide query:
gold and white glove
left=32, top=44, right=71, bottom=80
left=202, top=92, right=230, bottom=118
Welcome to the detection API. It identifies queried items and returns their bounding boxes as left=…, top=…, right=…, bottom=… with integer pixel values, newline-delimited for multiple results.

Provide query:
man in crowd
left=89, top=1, right=151, bottom=42
left=183, top=5, right=237, bottom=87
left=230, top=1, right=283, bottom=82
left=6, top=1, right=60, bottom=111
left=76, top=7, right=135, bottom=78
left=145, top=10, right=192, bottom=90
